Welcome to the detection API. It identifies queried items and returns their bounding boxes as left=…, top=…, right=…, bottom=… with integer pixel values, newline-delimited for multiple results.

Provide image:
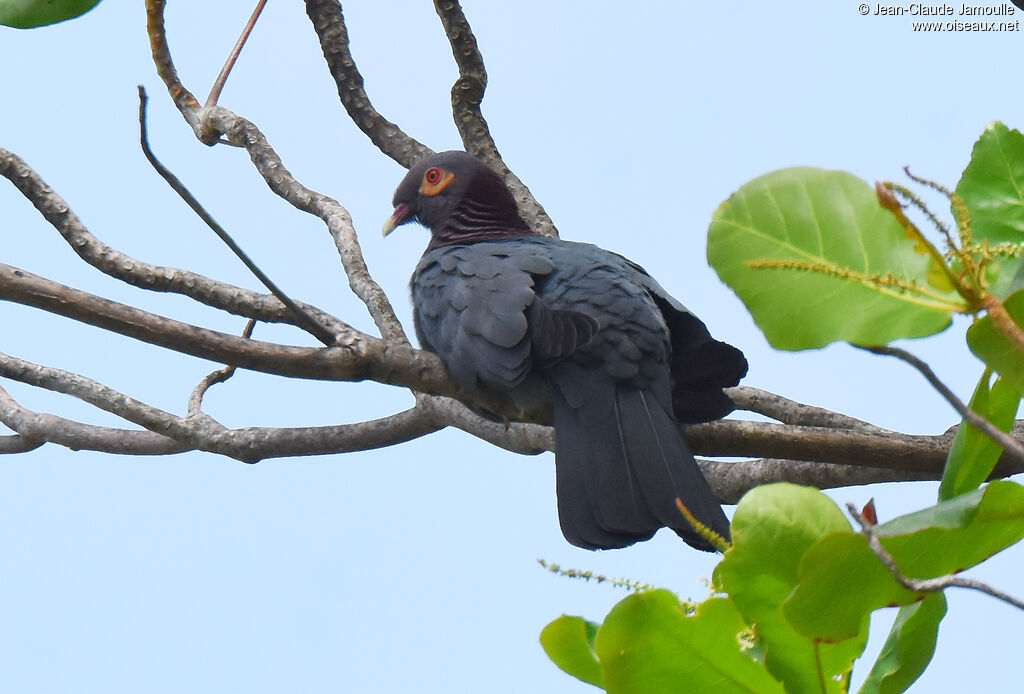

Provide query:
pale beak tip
left=382, top=203, right=409, bottom=237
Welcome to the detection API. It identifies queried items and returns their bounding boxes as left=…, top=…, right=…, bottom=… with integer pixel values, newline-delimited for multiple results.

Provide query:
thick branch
left=0, top=433, right=43, bottom=453
left=687, top=419, right=949, bottom=472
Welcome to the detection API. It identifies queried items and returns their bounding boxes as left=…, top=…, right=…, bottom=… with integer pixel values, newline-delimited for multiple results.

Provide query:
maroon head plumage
left=382, top=151, right=531, bottom=248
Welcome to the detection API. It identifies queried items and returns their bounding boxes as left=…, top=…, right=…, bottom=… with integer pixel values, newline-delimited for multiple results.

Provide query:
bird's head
left=382, top=151, right=529, bottom=245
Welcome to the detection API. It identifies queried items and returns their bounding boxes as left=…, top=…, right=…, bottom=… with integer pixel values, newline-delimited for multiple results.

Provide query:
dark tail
left=550, top=366, right=730, bottom=551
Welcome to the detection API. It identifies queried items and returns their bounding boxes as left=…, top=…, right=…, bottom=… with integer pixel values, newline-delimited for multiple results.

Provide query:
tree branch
left=0, top=263, right=447, bottom=390
left=0, top=433, right=44, bottom=454
left=302, top=0, right=432, bottom=167
left=726, top=386, right=889, bottom=433
left=0, top=385, right=189, bottom=455
left=432, top=0, right=557, bottom=237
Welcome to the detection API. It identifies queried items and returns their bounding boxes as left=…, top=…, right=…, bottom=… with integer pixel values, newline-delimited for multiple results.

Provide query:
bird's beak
left=382, top=203, right=412, bottom=237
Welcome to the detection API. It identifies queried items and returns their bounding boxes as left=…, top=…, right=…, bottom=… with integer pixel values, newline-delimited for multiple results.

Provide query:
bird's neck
left=428, top=198, right=533, bottom=248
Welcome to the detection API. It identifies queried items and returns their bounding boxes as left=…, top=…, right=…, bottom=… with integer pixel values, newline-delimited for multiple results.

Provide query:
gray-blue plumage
left=385, top=151, right=746, bottom=551
left=412, top=237, right=741, bottom=550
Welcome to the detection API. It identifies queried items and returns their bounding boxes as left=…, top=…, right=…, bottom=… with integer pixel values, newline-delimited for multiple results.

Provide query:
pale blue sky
left=0, top=2, right=1021, bottom=692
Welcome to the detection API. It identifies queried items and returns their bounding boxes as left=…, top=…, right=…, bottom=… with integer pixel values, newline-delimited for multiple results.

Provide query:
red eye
left=424, top=167, right=442, bottom=185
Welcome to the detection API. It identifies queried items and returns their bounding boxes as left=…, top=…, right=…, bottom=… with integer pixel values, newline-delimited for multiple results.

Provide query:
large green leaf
left=782, top=532, right=921, bottom=642
left=714, top=484, right=864, bottom=693
left=857, top=593, right=947, bottom=694
left=875, top=480, right=1024, bottom=578
left=707, top=168, right=957, bottom=350
left=966, top=289, right=1024, bottom=393
left=954, top=121, right=1024, bottom=298
left=938, top=372, right=1020, bottom=501
left=0, top=0, right=100, bottom=27
left=540, top=615, right=603, bottom=688
left=785, top=483, right=1024, bottom=645
left=595, top=592, right=785, bottom=694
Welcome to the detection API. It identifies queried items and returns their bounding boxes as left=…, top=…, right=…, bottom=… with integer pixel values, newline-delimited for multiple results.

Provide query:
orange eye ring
left=419, top=166, right=455, bottom=196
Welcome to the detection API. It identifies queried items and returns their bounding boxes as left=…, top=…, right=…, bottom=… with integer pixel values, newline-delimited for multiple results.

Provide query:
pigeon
left=384, top=151, right=746, bottom=550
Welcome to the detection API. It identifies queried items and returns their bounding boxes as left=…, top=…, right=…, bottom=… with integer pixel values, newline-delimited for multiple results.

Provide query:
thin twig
left=206, top=0, right=268, bottom=108
left=189, top=319, right=258, bottom=415
left=846, top=502, right=1024, bottom=611
left=139, top=86, right=338, bottom=347
left=860, top=344, right=1024, bottom=464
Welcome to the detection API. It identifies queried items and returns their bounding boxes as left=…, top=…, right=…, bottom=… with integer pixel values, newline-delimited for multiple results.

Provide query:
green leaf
left=0, top=0, right=101, bottom=28
left=857, top=593, right=947, bottom=694
left=938, top=371, right=1020, bottom=501
left=540, top=615, right=603, bottom=688
left=707, top=168, right=958, bottom=350
left=595, top=592, right=785, bottom=694
left=875, top=480, right=1024, bottom=578
left=954, top=121, right=1024, bottom=298
left=714, top=484, right=865, bottom=693
left=966, top=290, right=1024, bottom=392
left=784, top=484, right=1024, bottom=647
left=782, top=532, right=920, bottom=642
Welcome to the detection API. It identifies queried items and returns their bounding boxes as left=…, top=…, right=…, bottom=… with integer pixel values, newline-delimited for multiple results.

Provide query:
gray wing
left=411, top=241, right=596, bottom=392
left=618, top=254, right=748, bottom=422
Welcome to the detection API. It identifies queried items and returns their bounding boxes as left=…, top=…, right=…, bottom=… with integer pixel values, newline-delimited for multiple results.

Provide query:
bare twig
left=861, top=344, right=1024, bottom=463
left=206, top=0, right=268, bottom=108
left=846, top=502, right=1024, bottom=611
left=189, top=319, right=257, bottom=415
left=138, top=86, right=338, bottom=347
